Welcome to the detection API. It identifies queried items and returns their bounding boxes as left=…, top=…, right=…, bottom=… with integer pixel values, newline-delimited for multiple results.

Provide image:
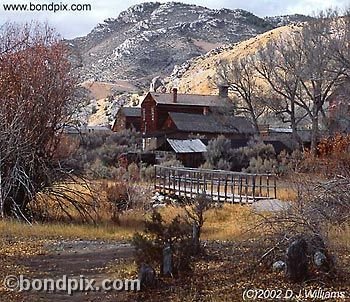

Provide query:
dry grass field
left=0, top=179, right=349, bottom=302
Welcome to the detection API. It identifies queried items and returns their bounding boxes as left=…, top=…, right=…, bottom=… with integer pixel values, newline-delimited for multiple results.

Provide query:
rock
left=162, top=244, right=173, bottom=276
left=314, top=251, right=327, bottom=267
left=285, top=238, right=309, bottom=282
left=150, top=76, right=164, bottom=92
left=272, top=260, right=286, bottom=272
left=138, top=263, right=156, bottom=288
left=152, top=203, right=166, bottom=209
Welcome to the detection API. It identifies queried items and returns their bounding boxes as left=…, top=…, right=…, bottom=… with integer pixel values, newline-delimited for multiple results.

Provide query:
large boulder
left=285, top=238, right=309, bottom=282
left=138, top=263, right=156, bottom=288
left=272, top=260, right=286, bottom=272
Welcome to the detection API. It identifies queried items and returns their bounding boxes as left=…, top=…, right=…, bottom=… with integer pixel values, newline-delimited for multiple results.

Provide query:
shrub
left=102, top=180, right=148, bottom=217
left=217, top=159, right=232, bottom=171
left=246, top=139, right=276, bottom=160
left=243, top=157, right=278, bottom=174
left=199, top=161, right=214, bottom=170
left=114, top=167, right=128, bottom=180
left=276, top=150, right=303, bottom=176
left=105, top=183, right=132, bottom=212
left=204, top=136, right=276, bottom=172
left=160, top=159, right=184, bottom=167
left=128, top=163, right=140, bottom=181
left=141, top=165, right=156, bottom=182
left=132, top=211, right=194, bottom=276
left=87, top=158, right=119, bottom=179
left=205, top=135, right=233, bottom=169
left=70, top=130, right=142, bottom=179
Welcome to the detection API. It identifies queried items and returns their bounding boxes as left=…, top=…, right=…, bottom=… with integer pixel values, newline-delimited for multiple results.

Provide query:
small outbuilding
left=112, top=107, right=141, bottom=132
left=165, top=138, right=207, bottom=167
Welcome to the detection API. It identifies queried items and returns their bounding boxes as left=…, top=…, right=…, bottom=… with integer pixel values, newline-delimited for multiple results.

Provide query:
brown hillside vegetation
left=80, top=80, right=138, bottom=100
left=169, top=25, right=301, bottom=95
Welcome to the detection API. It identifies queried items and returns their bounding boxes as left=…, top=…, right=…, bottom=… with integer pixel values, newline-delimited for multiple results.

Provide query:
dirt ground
left=2, top=240, right=137, bottom=302
left=2, top=238, right=349, bottom=302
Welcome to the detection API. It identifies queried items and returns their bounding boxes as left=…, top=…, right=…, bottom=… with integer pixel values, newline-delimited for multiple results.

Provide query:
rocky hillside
left=69, top=2, right=309, bottom=89
left=264, top=14, right=313, bottom=27
left=68, top=2, right=311, bottom=126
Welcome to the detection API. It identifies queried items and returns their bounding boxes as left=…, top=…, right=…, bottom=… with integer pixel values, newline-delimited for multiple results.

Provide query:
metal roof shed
left=165, top=139, right=207, bottom=167
left=167, top=139, right=207, bottom=153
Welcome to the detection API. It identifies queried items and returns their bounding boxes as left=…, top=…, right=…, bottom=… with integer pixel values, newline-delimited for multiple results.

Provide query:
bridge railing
left=154, top=165, right=277, bottom=203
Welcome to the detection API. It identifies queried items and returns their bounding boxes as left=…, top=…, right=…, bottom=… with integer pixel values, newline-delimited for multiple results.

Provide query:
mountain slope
left=165, top=25, right=299, bottom=95
left=69, top=2, right=288, bottom=88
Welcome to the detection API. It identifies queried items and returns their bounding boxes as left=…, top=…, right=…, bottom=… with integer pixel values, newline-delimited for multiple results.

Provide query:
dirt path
left=16, top=240, right=136, bottom=302
left=251, top=199, right=291, bottom=212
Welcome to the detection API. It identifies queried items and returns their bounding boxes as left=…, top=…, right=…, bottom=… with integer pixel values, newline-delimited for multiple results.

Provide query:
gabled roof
left=167, top=139, right=207, bottom=153
left=62, top=125, right=111, bottom=134
left=149, top=92, right=232, bottom=107
left=118, top=107, right=141, bottom=117
left=167, top=112, right=256, bottom=134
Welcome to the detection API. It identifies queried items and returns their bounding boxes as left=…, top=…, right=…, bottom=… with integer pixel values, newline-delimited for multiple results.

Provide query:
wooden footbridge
left=154, top=165, right=277, bottom=203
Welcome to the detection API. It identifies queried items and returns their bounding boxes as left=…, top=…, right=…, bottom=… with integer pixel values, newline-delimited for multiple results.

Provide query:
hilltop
left=69, top=2, right=310, bottom=89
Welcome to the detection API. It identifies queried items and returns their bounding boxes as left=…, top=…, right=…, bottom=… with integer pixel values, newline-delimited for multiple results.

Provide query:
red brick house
left=140, top=87, right=256, bottom=150
left=112, top=107, right=141, bottom=132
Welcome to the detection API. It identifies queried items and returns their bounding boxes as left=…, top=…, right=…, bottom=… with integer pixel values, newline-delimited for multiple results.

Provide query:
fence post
left=154, top=165, right=157, bottom=190
left=203, top=172, right=206, bottom=196
left=259, top=175, right=262, bottom=197
left=190, top=171, right=193, bottom=199
left=162, top=167, right=166, bottom=192
left=224, top=174, right=228, bottom=202
left=196, top=171, right=200, bottom=195
left=210, top=173, right=214, bottom=200
left=173, top=169, right=176, bottom=192
left=167, top=168, right=171, bottom=195
left=231, top=175, right=235, bottom=203
left=239, top=176, right=243, bottom=203
left=178, top=169, right=181, bottom=197
left=252, top=175, right=256, bottom=202
left=184, top=170, right=187, bottom=197
left=217, top=173, right=221, bottom=202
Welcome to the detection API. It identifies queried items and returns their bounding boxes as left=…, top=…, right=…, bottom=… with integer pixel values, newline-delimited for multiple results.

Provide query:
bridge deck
left=154, top=165, right=277, bottom=203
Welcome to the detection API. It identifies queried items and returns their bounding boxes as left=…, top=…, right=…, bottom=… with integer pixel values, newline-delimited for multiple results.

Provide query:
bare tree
left=217, top=56, right=267, bottom=132
left=254, top=34, right=307, bottom=146
left=329, top=9, right=350, bottom=70
left=255, top=11, right=349, bottom=153
left=296, top=12, right=349, bottom=152
left=0, top=22, right=90, bottom=220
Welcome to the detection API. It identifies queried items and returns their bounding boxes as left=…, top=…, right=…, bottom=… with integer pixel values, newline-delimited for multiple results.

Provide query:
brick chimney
left=172, top=87, right=178, bottom=103
left=218, top=85, right=229, bottom=98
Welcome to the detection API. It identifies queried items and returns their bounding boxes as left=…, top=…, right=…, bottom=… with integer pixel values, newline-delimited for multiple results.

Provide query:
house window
left=142, top=108, right=146, bottom=121
left=151, top=107, right=155, bottom=121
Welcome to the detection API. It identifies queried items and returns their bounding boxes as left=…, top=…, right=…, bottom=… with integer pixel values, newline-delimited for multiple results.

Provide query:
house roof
left=167, top=112, right=256, bottom=134
left=62, top=125, right=111, bottom=134
left=118, top=107, right=141, bottom=117
left=150, top=92, right=232, bottom=107
left=167, top=139, right=207, bottom=153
